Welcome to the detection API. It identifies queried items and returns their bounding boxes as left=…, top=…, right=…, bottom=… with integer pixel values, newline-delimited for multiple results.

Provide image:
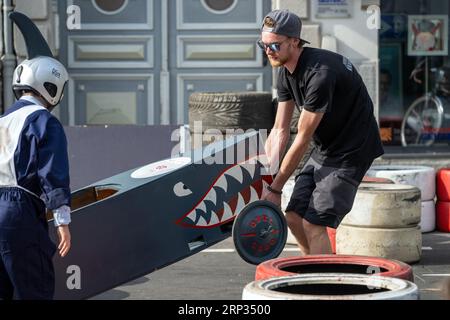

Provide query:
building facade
left=1, top=0, right=450, bottom=168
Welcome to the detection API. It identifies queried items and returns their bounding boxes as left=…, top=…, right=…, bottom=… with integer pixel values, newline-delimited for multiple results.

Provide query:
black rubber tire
left=189, top=92, right=275, bottom=132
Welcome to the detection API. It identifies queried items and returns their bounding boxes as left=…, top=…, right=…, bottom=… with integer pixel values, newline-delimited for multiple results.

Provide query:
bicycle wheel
left=401, top=95, right=444, bottom=147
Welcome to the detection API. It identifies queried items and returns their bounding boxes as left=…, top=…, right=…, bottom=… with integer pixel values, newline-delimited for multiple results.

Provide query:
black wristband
left=267, top=185, right=283, bottom=195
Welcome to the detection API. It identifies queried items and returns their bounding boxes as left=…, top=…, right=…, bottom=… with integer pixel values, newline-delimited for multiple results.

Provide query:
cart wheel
left=232, top=200, right=287, bottom=265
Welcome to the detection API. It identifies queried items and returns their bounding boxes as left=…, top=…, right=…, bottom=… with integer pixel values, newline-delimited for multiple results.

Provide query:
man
left=0, top=12, right=71, bottom=299
left=261, top=10, right=384, bottom=255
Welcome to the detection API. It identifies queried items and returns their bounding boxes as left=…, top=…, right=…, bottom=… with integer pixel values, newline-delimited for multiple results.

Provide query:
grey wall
left=65, top=125, right=180, bottom=190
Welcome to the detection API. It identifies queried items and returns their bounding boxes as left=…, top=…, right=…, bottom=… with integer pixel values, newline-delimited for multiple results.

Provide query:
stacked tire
left=188, top=92, right=274, bottom=146
left=366, top=166, right=437, bottom=233
left=336, top=183, right=422, bottom=264
left=437, top=169, right=450, bottom=232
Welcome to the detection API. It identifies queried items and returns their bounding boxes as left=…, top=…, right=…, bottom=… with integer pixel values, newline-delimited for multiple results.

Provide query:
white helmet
left=13, top=56, right=68, bottom=107
left=9, top=11, right=69, bottom=107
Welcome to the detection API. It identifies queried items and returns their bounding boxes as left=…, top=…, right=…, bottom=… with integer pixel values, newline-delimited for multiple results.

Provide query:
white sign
left=315, top=0, right=352, bottom=19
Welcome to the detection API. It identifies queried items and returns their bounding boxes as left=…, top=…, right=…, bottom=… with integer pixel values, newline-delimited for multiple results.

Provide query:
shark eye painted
left=173, top=182, right=193, bottom=197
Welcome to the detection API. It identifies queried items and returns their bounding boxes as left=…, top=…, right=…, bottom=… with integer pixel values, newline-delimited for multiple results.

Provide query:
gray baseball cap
left=261, top=9, right=310, bottom=44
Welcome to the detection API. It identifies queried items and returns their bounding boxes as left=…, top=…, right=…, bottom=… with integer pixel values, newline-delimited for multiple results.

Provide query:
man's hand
left=57, top=225, right=71, bottom=257
left=262, top=187, right=282, bottom=207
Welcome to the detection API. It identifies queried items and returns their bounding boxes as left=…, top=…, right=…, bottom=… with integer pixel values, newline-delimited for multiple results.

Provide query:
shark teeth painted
left=203, top=187, right=217, bottom=206
left=178, top=161, right=273, bottom=228
left=215, top=175, right=228, bottom=193
left=208, top=212, right=220, bottom=226
left=187, top=211, right=197, bottom=223
left=196, top=200, right=207, bottom=213
left=225, top=165, right=243, bottom=184
left=240, top=163, right=256, bottom=179
left=197, top=216, right=208, bottom=227
left=221, top=202, right=234, bottom=222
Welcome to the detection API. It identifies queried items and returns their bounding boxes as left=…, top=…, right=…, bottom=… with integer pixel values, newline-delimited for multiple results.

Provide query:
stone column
left=2, top=0, right=15, bottom=109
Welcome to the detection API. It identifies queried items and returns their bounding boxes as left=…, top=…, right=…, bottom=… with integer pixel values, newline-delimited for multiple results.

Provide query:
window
left=201, top=0, right=237, bottom=14
left=92, top=0, right=128, bottom=15
left=379, top=0, right=450, bottom=155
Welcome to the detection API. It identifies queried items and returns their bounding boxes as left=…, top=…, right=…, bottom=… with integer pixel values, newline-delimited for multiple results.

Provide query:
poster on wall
left=408, top=15, right=449, bottom=56
left=314, top=0, right=352, bottom=19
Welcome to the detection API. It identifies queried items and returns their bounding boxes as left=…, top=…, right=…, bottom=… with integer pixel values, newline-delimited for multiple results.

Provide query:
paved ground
left=411, top=232, right=450, bottom=300
left=93, top=232, right=450, bottom=300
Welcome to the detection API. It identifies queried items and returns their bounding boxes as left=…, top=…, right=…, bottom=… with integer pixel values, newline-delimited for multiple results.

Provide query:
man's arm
left=36, top=116, right=72, bottom=257
left=263, top=109, right=324, bottom=206
left=264, top=100, right=295, bottom=175
left=271, top=109, right=324, bottom=191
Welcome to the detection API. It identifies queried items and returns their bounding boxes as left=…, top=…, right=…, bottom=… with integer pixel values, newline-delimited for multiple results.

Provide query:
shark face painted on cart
left=51, top=132, right=287, bottom=299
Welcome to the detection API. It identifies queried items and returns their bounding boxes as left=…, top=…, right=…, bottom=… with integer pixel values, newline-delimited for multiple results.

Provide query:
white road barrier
left=366, top=165, right=436, bottom=201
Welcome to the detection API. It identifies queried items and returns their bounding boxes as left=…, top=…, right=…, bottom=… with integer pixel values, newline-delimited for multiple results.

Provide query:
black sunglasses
left=257, top=39, right=283, bottom=52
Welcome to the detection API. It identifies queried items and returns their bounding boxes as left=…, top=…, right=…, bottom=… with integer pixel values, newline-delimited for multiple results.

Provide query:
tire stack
left=326, top=176, right=395, bottom=254
left=437, top=169, right=450, bottom=232
left=366, top=166, right=437, bottom=233
left=188, top=92, right=274, bottom=146
left=336, top=183, right=422, bottom=264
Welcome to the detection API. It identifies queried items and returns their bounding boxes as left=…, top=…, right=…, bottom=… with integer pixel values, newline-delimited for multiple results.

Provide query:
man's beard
left=269, top=56, right=288, bottom=67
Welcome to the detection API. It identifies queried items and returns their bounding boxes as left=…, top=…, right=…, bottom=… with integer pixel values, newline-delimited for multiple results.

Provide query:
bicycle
left=400, top=61, right=450, bottom=147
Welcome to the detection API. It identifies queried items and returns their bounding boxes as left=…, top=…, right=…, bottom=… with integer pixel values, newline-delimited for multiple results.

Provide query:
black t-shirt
left=277, top=47, right=384, bottom=166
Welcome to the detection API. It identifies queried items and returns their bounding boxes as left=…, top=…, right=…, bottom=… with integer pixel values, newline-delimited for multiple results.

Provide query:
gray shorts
left=285, top=157, right=372, bottom=229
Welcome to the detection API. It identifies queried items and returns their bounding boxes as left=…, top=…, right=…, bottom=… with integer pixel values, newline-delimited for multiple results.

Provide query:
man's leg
left=0, top=194, right=55, bottom=300
left=285, top=211, right=310, bottom=255
left=302, top=219, right=332, bottom=254
left=0, top=197, right=15, bottom=300
left=284, top=159, right=316, bottom=255
left=0, top=254, right=14, bottom=300
left=6, top=231, right=55, bottom=300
